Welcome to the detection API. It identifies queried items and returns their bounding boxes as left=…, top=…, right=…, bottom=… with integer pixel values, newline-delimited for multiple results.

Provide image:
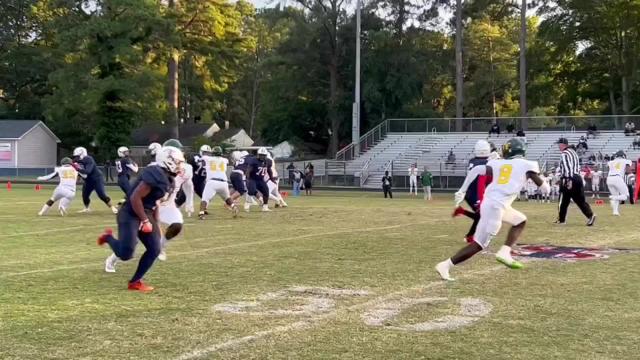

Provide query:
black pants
left=558, top=175, right=593, bottom=222
left=82, top=178, right=111, bottom=207
left=628, top=185, right=635, bottom=204
left=383, top=185, right=392, bottom=198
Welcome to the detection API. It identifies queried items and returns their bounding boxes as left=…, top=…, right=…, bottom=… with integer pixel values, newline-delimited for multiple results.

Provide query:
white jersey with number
left=203, top=155, right=229, bottom=181
left=59, top=166, right=78, bottom=190
left=608, top=158, right=632, bottom=177
left=485, top=158, right=540, bottom=205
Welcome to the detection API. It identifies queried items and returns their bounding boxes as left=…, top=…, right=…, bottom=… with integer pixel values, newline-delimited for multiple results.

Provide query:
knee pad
left=46, top=199, right=55, bottom=206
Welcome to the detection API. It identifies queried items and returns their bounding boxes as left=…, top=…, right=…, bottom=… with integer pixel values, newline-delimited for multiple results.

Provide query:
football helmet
left=60, top=157, right=73, bottom=166
left=163, top=139, right=183, bottom=149
left=147, top=142, right=162, bottom=156
left=212, top=146, right=223, bottom=156
left=615, top=150, right=626, bottom=158
left=117, top=146, right=130, bottom=157
left=474, top=140, right=491, bottom=158
left=72, top=147, right=88, bottom=159
left=502, top=138, right=526, bottom=159
left=156, top=146, right=185, bottom=174
left=199, top=145, right=212, bottom=156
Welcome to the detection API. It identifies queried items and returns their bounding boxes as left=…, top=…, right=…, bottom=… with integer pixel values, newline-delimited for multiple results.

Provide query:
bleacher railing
left=336, top=120, right=389, bottom=161
left=386, top=115, right=640, bottom=134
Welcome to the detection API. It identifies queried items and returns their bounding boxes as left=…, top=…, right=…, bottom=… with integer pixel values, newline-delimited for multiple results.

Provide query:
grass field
left=2, top=184, right=640, bottom=360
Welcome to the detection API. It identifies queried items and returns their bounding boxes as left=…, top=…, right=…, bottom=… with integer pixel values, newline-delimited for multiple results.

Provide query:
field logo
left=512, top=244, right=640, bottom=261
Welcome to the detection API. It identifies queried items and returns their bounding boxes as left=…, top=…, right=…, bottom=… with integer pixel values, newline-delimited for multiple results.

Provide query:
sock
left=39, top=204, right=51, bottom=215
left=497, top=245, right=512, bottom=259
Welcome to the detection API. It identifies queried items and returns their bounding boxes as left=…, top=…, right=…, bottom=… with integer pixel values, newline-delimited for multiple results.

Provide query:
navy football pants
left=105, top=209, right=161, bottom=283
left=82, top=178, right=111, bottom=207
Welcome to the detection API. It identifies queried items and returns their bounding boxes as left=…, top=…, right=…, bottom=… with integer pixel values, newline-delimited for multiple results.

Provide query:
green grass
left=2, top=184, right=640, bottom=359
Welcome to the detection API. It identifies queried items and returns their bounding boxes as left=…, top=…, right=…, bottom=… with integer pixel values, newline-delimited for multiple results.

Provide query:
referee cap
left=556, top=137, right=569, bottom=145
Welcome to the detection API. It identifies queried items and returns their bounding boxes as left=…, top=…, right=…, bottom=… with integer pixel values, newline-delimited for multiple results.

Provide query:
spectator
left=516, top=129, right=527, bottom=144
left=382, top=171, right=393, bottom=199
left=587, top=124, right=597, bottom=139
left=286, top=162, right=295, bottom=185
left=292, top=169, right=302, bottom=196
left=421, top=167, right=433, bottom=201
left=577, top=135, right=589, bottom=151
left=624, top=121, right=635, bottom=136
left=596, top=151, right=604, bottom=162
left=633, top=134, right=640, bottom=150
left=604, top=154, right=611, bottom=162
left=489, top=123, right=501, bottom=137
left=304, top=164, right=314, bottom=196
left=506, top=123, right=515, bottom=134
left=446, top=150, right=456, bottom=170
left=104, top=160, right=114, bottom=182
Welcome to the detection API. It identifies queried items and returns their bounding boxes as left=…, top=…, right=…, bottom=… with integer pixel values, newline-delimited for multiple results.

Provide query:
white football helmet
left=148, top=142, right=162, bottom=156
left=199, top=145, right=212, bottom=156
left=241, top=150, right=249, bottom=157
left=231, top=151, right=244, bottom=162
left=117, top=146, right=130, bottom=157
left=474, top=140, right=491, bottom=158
left=156, top=146, right=185, bottom=174
left=257, top=147, right=269, bottom=156
left=73, top=147, right=88, bottom=159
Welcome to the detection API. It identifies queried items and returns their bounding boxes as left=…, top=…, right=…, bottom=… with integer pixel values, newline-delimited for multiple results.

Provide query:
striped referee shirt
left=560, top=147, right=580, bottom=178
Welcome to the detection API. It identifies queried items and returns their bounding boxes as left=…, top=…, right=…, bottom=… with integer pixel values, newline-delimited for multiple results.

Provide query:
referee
left=556, top=138, right=596, bottom=225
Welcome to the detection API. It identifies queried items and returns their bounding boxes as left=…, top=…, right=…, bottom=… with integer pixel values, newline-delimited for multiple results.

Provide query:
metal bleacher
left=349, top=130, right=639, bottom=189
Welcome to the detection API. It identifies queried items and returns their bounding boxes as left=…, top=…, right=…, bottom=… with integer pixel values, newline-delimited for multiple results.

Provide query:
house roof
left=131, top=123, right=249, bottom=146
left=0, top=120, right=61, bottom=142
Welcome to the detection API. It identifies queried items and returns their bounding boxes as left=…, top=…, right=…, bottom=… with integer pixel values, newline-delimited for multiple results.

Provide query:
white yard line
left=175, top=265, right=505, bottom=360
left=0, top=221, right=434, bottom=278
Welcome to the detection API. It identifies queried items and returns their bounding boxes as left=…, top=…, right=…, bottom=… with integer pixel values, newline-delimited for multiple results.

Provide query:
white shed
left=0, top=120, right=61, bottom=168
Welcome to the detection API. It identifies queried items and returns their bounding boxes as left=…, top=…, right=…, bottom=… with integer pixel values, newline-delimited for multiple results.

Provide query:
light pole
left=352, top=0, right=361, bottom=157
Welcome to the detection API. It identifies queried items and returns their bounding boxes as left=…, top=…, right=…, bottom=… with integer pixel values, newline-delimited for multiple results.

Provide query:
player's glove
left=454, top=191, right=466, bottom=207
left=139, top=219, right=153, bottom=233
left=71, top=162, right=81, bottom=171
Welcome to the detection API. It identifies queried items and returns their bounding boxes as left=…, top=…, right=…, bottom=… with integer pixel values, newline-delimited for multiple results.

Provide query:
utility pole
left=519, top=0, right=528, bottom=129
left=352, top=0, right=362, bottom=156
left=455, top=0, right=464, bottom=131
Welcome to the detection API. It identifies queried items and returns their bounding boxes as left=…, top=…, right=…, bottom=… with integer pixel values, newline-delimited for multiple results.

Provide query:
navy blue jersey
left=76, top=156, right=103, bottom=180
left=247, top=157, right=272, bottom=181
left=115, top=157, right=136, bottom=179
left=123, top=165, right=173, bottom=215
left=465, top=157, right=490, bottom=209
left=234, top=155, right=252, bottom=172
left=191, top=155, right=207, bottom=180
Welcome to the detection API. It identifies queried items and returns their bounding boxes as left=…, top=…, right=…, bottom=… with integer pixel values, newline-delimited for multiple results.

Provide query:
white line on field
left=0, top=221, right=434, bottom=278
left=174, top=265, right=505, bottom=360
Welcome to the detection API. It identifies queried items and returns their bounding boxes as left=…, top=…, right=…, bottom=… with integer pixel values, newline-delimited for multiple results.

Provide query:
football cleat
left=452, top=206, right=466, bottom=218
left=261, top=205, right=272, bottom=212
left=435, top=262, right=455, bottom=281
left=496, top=256, right=524, bottom=269
left=97, top=229, right=113, bottom=246
left=244, top=202, right=251, bottom=212
left=198, top=211, right=206, bottom=220
left=157, top=251, right=167, bottom=261
left=104, top=253, right=118, bottom=273
left=59, top=207, right=67, bottom=216
left=586, top=215, right=596, bottom=226
left=128, top=280, right=154, bottom=292
left=78, top=208, right=91, bottom=213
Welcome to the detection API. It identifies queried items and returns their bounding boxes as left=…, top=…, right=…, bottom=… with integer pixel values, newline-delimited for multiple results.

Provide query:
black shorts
left=230, top=172, right=247, bottom=195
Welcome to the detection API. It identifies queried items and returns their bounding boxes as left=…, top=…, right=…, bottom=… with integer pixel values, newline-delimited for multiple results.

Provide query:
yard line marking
left=175, top=265, right=506, bottom=360
left=0, top=221, right=434, bottom=278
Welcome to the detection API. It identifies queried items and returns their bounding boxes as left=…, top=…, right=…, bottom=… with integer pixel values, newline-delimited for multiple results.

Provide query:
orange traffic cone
left=6, top=181, right=11, bottom=191
left=35, top=184, right=41, bottom=191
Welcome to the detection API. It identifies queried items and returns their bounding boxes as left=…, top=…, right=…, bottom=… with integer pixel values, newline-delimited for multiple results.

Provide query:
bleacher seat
left=347, top=130, right=639, bottom=188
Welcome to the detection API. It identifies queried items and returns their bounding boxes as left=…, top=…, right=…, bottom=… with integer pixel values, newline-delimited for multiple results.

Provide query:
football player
left=190, top=148, right=207, bottom=200
left=229, top=150, right=260, bottom=212
left=452, top=140, right=493, bottom=243
left=246, top=147, right=274, bottom=212
left=551, top=167, right=561, bottom=201
left=37, top=157, right=78, bottom=216
left=198, top=145, right=238, bottom=220
left=606, top=150, right=632, bottom=216
left=436, top=138, right=549, bottom=281
left=266, top=152, right=288, bottom=208
left=147, top=143, right=162, bottom=164
left=115, top=146, right=139, bottom=196
left=591, top=166, right=603, bottom=198
left=72, top=147, right=118, bottom=214
left=98, top=146, right=184, bottom=292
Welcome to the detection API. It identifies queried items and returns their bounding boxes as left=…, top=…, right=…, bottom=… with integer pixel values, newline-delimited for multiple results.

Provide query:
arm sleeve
left=458, top=165, right=487, bottom=193
left=79, top=158, right=95, bottom=175
left=37, top=171, right=59, bottom=181
left=126, top=162, right=139, bottom=173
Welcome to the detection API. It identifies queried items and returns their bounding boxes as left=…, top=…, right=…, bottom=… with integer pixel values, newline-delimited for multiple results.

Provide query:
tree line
left=1, top=0, right=639, bottom=160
